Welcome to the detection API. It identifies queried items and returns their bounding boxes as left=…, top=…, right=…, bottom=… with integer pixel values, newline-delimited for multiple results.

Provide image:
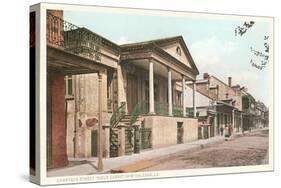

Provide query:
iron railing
left=173, top=104, right=183, bottom=117
left=110, top=102, right=126, bottom=128
left=130, top=101, right=149, bottom=126
left=129, top=101, right=197, bottom=126
left=47, top=12, right=101, bottom=62
left=155, top=102, right=169, bottom=116
left=130, top=101, right=195, bottom=120
left=186, top=107, right=194, bottom=118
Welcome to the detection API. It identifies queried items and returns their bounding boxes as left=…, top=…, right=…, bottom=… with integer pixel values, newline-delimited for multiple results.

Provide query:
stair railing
left=110, top=102, right=126, bottom=128
left=130, top=101, right=148, bottom=126
left=130, top=103, right=141, bottom=127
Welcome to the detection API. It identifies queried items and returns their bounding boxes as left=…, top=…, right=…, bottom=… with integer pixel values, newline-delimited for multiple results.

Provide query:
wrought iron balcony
left=47, top=12, right=101, bottom=62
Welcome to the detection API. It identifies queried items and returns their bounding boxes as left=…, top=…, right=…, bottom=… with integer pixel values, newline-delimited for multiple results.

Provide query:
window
left=176, top=46, right=181, bottom=56
left=65, top=75, right=73, bottom=98
left=175, top=91, right=182, bottom=105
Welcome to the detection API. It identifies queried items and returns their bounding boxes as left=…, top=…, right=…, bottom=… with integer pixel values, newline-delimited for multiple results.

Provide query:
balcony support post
left=182, top=76, right=186, bottom=117
left=168, top=68, right=173, bottom=116
left=193, top=80, right=197, bottom=118
left=149, top=60, right=155, bottom=114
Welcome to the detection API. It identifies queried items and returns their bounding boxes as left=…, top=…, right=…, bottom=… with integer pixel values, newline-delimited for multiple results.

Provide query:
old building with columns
left=117, top=37, right=200, bottom=153
left=47, top=10, right=200, bottom=169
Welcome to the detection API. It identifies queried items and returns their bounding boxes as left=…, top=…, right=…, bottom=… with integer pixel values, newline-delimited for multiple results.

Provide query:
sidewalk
left=48, top=136, right=225, bottom=177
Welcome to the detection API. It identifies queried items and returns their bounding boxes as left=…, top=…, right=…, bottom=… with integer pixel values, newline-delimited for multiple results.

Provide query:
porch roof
left=47, top=46, right=113, bottom=75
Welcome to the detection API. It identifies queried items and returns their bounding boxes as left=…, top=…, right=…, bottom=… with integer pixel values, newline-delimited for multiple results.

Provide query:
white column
left=149, top=60, right=155, bottom=114
left=193, top=81, right=197, bottom=117
left=182, top=76, right=186, bottom=117
left=97, top=74, right=103, bottom=171
left=168, top=68, right=172, bottom=116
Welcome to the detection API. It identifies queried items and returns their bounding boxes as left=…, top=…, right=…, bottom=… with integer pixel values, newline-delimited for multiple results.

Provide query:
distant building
left=255, top=101, right=268, bottom=128
left=187, top=73, right=243, bottom=139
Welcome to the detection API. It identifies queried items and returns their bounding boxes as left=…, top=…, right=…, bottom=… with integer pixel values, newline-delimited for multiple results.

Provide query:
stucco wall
left=186, top=85, right=212, bottom=108
left=143, top=116, right=198, bottom=149
left=66, top=70, right=109, bottom=158
left=161, top=43, right=192, bottom=68
left=66, top=100, right=75, bottom=158
left=209, top=77, right=242, bottom=111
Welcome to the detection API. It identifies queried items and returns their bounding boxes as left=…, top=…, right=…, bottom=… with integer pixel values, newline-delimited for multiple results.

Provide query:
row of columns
left=148, top=60, right=197, bottom=117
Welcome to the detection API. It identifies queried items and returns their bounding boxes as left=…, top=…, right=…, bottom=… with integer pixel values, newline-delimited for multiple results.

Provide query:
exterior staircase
left=118, top=115, right=132, bottom=126
left=118, top=114, right=141, bottom=155
left=109, top=102, right=143, bottom=157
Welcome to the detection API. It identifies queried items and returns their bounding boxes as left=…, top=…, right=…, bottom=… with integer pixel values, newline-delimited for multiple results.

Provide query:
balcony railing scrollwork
left=47, top=12, right=102, bottom=62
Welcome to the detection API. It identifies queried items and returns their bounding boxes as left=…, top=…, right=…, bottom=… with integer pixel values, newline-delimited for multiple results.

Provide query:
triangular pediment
left=154, top=37, right=199, bottom=74
left=120, top=36, right=199, bottom=75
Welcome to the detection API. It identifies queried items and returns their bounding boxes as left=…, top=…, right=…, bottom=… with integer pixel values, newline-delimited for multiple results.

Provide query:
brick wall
left=49, top=72, right=68, bottom=168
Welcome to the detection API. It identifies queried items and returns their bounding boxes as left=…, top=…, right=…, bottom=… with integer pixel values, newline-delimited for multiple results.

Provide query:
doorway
left=127, top=73, right=138, bottom=114
left=91, top=130, right=98, bottom=157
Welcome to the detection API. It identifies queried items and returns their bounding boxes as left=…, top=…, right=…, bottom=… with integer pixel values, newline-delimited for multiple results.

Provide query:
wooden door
left=127, top=74, right=138, bottom=114
left=91, top=130, right=98, bottom=157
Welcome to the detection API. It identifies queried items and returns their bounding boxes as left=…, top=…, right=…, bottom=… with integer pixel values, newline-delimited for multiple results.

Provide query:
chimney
left=203, top=73, right=209, bottom=80
left=228, top=77, right=232, bottom=87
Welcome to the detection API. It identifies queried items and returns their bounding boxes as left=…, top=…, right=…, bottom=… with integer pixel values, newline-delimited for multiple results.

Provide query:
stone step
left=120, top=119, right=130, bottom=122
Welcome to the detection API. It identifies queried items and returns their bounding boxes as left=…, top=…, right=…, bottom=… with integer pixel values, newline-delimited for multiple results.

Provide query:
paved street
left=143, top=129, right=269, bottom=171
left=48, top=135, right=225, bottom=176
left=47, top=129, right=268, bottom=176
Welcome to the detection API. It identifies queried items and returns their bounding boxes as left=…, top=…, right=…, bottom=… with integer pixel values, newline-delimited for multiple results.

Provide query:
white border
left=37, top=3, right=274, bottom=185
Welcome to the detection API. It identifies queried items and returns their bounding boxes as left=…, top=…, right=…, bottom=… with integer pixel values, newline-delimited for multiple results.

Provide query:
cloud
left=114, top=36, right=133, bottom=45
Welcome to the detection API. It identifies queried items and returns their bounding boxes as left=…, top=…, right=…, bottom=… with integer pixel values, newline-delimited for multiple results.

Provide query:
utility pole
left=97, top=74, right=103, bottom=172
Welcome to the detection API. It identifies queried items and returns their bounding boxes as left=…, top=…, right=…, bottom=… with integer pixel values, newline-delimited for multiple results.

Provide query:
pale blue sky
left=64, top=10, right=272, bottom=106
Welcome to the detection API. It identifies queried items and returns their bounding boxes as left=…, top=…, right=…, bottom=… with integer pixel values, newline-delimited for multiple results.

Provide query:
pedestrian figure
left=224, top=125, right=229, bottom=141
left=220, top=126, right=224, bottom=136
left=229, top=125, right=233, bottom=136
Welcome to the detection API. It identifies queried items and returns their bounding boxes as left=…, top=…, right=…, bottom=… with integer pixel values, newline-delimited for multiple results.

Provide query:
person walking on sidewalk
left=224, top=125, right=230, bottom=141
left=220, top=126, right=224, bottom=136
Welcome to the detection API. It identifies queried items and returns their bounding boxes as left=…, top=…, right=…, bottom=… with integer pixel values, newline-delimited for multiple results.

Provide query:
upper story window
left=176, top=46, right=181, bottom=56
left=65, top=75, right=74, bottom=99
